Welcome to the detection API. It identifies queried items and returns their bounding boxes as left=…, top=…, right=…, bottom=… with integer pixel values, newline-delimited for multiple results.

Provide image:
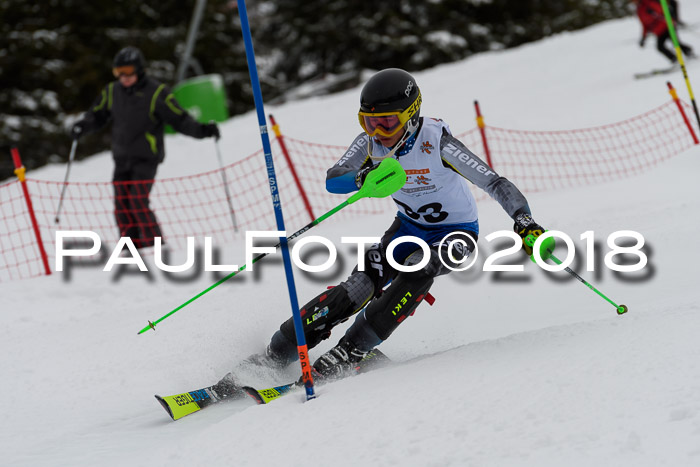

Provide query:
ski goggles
left=358, top=92, right=422, bottom=137
left=112, top=65, right=137, bottom=78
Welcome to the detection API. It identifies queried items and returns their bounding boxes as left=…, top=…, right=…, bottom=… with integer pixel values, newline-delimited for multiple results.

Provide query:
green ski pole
left=138, top=158, right=406, bottom=334
left=525, top=234, right=628, bottom=315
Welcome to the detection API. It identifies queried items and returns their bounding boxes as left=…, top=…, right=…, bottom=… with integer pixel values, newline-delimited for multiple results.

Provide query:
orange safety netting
left=0, top=100, right=695, bottom=282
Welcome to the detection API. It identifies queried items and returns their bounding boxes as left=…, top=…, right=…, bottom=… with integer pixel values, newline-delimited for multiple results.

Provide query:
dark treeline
left=0, top=0, right=631, bottom=181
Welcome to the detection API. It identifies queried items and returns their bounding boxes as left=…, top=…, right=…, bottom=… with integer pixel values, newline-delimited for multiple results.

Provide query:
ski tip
left=242, top=386, right=266, bottom=405
left=154, top=395, right=175, bottom=420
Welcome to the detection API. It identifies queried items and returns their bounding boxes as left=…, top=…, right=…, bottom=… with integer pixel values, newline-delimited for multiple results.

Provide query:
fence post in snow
left=269, top=114, right=316, bottom=222
left=10, top=148, right=51, bottom=276
left=667, top=81, right=699, bottom=145
left=474, top=100, right=494, bottom=168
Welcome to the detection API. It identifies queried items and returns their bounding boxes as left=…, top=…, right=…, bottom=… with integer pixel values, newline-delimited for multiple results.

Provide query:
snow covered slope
left=3, top=7, right=700, bottom=467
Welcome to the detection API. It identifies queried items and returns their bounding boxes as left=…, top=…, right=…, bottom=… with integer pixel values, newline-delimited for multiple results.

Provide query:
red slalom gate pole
left=667, top=81, right=699, bottom=144
left=11, top=148, right=51, bottom=276
left=269, top=114, right=316, bottom=222
left=474, top=100, right=494, bottom=168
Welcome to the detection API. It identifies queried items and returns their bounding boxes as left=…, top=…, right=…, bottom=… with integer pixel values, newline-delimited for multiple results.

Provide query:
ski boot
left=210, top=372, right=243, bottom=400
left=242, top=343, right=290, bottom=370
left=212, top=340, right=292, bottom=399
left=312, top=338, right=369, bottom=381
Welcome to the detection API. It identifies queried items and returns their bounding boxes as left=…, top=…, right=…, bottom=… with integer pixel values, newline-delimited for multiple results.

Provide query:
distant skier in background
left=668, top=0, right=685, bottom=27
left=71, top=46, right=221, bottom=248
left=213, top=68, right=550, bottom=396
left=634, top=0, right=694, bottom=63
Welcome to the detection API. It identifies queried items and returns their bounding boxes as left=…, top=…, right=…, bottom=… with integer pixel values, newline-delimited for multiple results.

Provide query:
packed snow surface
left=3, top=8, right=700, bottom=467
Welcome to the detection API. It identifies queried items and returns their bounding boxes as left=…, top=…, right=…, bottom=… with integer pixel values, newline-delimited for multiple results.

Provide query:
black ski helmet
left=359, top=68, right=421, bottom=136
left=113, top=46, right=146, bottom=78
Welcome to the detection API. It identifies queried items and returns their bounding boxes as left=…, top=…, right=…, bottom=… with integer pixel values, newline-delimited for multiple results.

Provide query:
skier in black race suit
left=221, top=68, right=549, bottom=390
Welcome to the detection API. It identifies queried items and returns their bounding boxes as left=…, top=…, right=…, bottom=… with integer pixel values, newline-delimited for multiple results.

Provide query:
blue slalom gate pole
left=237, top=0, right=315, bottom=400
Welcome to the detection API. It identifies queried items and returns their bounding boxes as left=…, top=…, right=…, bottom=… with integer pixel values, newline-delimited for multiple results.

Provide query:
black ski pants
left=273, top=216, right=478, bottom=361
left=657, top=30, right=693, bottom=63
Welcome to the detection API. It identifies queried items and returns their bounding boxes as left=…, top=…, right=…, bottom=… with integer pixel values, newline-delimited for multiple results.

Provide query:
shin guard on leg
left=363, top=271, right=434, bottom=341
left=279, top=283, right=367, bottom=350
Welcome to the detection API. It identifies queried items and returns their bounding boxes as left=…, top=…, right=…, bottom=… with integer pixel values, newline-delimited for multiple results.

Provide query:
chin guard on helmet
left=366, top=116, right=421, bottom=162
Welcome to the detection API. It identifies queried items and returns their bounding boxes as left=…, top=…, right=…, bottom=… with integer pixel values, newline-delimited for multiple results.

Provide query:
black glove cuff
left=354, top=166, right=374, bottom=189
left=204, top=123, right=220, bottom=139
left=514, top=212, right=535, bottom=230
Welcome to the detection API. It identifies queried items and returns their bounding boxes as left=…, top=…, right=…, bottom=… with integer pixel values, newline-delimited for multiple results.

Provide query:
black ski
left=634, top=65, right=679, bottom=80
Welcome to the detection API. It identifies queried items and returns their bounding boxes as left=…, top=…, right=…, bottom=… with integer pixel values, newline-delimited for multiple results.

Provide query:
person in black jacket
left=71, top=46, right=220, bottom=248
